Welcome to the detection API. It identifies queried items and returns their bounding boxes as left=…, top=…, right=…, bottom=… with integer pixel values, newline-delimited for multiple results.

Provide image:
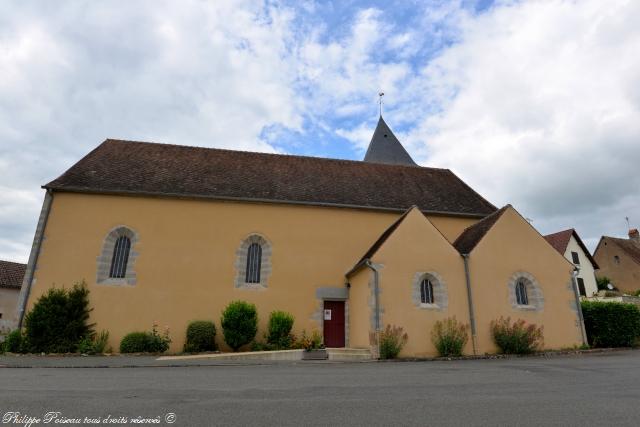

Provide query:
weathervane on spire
left=626, top=216, right=631, bottom=230
left=378, top=92, right=384, bottom=117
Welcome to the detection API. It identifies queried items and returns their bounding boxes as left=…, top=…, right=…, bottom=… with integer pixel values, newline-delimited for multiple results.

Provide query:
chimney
left=630, top=228, right=640, bottom=243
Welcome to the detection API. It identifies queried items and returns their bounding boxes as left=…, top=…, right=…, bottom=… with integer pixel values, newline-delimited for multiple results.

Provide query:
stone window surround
left=96, top=225, right=139, bottom=286
left=412, top=271, right=448, bottom=311
left=234, top=233, right=272, bottom=290
left=508, top=271, right=544, bottom=312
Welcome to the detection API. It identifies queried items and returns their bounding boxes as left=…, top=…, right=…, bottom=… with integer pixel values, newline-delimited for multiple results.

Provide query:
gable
left=544, top=229, right=598, bottom=269
left=468, top=206, right=574, bottom=271
left=346, top=207, right=461, bottom=277
left=596, top=237, right=640, bottom=267
left=369, top=208, right=462, bottom=264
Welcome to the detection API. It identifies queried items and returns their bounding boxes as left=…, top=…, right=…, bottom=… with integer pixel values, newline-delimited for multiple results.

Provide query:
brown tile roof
left=44, top=139, right=496, bottom=217
left=544, top=229, right=599, bottom=269
left=453, top=205, right=509, bottom=254
left=543, top=229, right=573, bottom=255
left=599, top=237, right=640, bottom=266
left=0, top=260, right=26, bottom=289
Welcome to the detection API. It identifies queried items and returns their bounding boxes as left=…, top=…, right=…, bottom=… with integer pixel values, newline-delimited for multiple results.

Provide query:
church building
left=17, top=118, right=586, bottom=356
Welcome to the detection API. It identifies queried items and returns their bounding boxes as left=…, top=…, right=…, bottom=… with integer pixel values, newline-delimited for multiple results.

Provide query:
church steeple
left=363, top=116, right=417, bottom=166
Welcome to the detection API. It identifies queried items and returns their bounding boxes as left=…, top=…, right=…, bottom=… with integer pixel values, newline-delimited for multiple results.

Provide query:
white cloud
left=410, top=0, right=640, bottom=248
left=0, top=0, right=306, bottom=261
left=2, top=0, right=639, bottom=262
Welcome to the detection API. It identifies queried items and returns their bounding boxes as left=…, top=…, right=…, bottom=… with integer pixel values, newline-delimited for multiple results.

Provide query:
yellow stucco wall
left=370, top=208, right=473, bottom=357
left=356, top=206, right=583, bottom=357
left=346, top=268, right=372, bottom=349
left=25, top=192, right=478, bottom=353
left=468, top=207, right=583, bottom=352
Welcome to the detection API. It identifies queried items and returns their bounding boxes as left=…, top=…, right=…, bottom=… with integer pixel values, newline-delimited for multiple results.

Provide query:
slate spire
left=363, top=116, right=417, bottom=166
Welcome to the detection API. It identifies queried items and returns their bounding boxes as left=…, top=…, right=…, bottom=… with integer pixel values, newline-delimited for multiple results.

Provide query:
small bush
left=3, top=330, right=24, bottom=353
left=23, top=282, right=94, bottom=353
left=378, top=325, right=408, bottom=359
left=300, top=330, right=324, bottom=351
left=184, top=321, right=217, bottom=353
left=221, top=301, right=258, bottom=351
left=77, top=330, right=110, bottom=355
left=581, top=301, right=640, bottom=347
left=267, top=311, right=295, bottom=349
left=491, top=317, right=543, bottom=354
left=431, top=317, right=469, bottom=357
left=120, top=324, right=171, bottom=353
left=250, top=340, right=275, bottom=351
left=596, top=276, right=612, bottom=291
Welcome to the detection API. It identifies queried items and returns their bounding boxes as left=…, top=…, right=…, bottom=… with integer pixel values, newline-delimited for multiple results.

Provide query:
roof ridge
left=453, top=204, right=510, bottom=254
left=0, top=259, right=27, bottom=266
left=103, top=138, right=440, bottom=171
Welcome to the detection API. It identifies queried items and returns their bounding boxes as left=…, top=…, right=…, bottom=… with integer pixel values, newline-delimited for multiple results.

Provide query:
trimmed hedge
left=267, top=311, right=294, bottom=349
left=221, top=301, right=258, bottom=351
left=184, top=321, right=217, bottom=353
left=120, top=326, right=171, bottom=353
left=581, top=301, right=640, bottom=347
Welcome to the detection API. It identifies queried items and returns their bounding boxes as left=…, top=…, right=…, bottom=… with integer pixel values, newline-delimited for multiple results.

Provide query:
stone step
left=326, top=348, right=372, bottom=360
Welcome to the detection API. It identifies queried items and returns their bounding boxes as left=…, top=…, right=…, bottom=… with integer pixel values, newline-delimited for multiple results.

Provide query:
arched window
left=412, top=272, right=448, bottom=311
left=515, top=279, right=529, bottom=305
left=245, top=242, right=262, bottom=283
left=97, top=226, right=138, bottom=285
left=420, top=278, right=434, bottom=304
left=235, top=234, right=272, bottom=289
left=109, top=235, right=131, bottom=278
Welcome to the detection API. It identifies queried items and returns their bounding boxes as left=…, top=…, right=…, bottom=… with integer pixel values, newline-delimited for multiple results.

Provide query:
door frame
left=322, top=298, right=348, bottom=348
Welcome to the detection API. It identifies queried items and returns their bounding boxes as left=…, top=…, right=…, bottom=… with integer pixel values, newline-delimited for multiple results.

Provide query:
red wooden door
left=323, top=300, right=345, bottom=348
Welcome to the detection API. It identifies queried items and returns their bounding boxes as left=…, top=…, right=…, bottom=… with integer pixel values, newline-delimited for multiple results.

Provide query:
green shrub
left=250, top=340, right=275, bottom=351
left=221, top=301, right=258, bottom=351
left=77, top=330, right=110, bottom=355
left=581, top=301, right=640, bottom=347
left=491, top=317, right=543, bottom=354
left=3, top=329, right=24, bottom=353
left=300, top=330, right=324, bottom=351
left=596, top=276, right=612, bottom=291
left=23, top=282, right=94, bottom=353
left=378, top=325, right=408, bottom=359
left=184, top=321, right=217, bottom=353
left=267, top=311, right=295, bottom=349
left=120, top=324, right=171, bottom=353
left=431, top=317, right=469, bottom=357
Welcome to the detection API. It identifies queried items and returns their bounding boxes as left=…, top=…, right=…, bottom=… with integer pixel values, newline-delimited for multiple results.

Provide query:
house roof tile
left=44, top=139, right=496, bottom=216
left=452, top=205, right=509, bottom=254
left=544, top=229, right=599, bottom=269
left=0, top=260, right=26, bottom=289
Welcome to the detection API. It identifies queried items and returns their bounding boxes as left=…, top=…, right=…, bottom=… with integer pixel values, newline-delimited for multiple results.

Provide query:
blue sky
left=1, top=0, right=639, bottom=262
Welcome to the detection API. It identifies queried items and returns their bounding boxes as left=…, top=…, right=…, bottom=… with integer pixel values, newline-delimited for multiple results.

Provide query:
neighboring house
left=593, top=229, right=640, bottom=294
left=17, top=117, right=585, bottom=356
left=0, top=260, right=26, bottom=332
left=544, top=229, right=599, bottom=297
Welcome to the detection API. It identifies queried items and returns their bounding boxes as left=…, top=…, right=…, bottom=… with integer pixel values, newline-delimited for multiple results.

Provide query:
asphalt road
left=1, top=351, right=639, bottom=426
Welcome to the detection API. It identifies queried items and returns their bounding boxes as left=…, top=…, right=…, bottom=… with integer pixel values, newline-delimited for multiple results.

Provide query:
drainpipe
left=462, top=254, right=478, bottom=355
left=364, top=260, right=381, bottom=357
left=16, top=190, right=54, bottom=329
left=571, top=267, right=588, bottom=346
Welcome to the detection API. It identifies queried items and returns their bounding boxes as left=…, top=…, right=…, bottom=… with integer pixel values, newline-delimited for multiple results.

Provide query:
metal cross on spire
left=378, top=92, right=384, bottom=117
